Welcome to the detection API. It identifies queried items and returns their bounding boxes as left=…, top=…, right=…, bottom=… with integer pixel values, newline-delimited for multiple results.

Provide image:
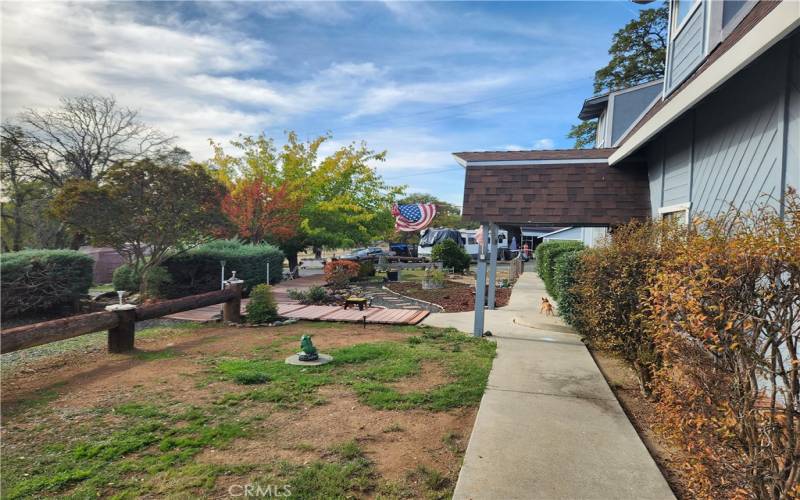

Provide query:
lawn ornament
left=299, top=335, right=319, bottom=361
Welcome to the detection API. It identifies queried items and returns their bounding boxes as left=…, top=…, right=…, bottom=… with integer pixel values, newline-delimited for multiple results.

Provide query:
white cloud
left=533, top=138, right=555, bottom=150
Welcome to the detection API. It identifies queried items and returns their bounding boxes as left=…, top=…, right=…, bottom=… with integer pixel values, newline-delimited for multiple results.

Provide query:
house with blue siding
left=458, top=0, right=799, bottom=228
left=611, top=0, right=800, bottom=221
left=454, top=0, right=799, bottom=335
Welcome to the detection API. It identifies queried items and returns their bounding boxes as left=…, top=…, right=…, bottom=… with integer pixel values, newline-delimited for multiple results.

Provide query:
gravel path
left=360, top=283, right=443, bottom=312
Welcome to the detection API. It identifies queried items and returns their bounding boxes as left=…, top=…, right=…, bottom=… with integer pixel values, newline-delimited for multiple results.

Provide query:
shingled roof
left=460, top=155, right=650, bottom=226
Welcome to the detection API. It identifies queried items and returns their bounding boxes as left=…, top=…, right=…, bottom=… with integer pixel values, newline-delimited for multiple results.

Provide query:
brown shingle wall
left=462, top=162, right=651, bottom=225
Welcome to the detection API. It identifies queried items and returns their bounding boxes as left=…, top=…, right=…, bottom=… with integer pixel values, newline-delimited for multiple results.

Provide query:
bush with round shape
left=112, top=264, right=173, bottom=298
left=246, top=284, right=279, bottom=324
left=324, top=260, right=360, bottom=290
left=431, top=239, right=471, bottom=273
left=287, top=285, right=334, bottom=305
left=161, top=239, right=283, bottom=298
left=1, top=250, right=94, bottom=318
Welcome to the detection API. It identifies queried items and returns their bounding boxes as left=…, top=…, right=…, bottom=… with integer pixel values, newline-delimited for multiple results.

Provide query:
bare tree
left=1, top=126, right=34, bottom=251
left=1, top=95, right=175, bottom=187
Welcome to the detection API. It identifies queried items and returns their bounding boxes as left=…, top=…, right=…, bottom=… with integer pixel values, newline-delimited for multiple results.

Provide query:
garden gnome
left=299, top=335, right=319, bottom=361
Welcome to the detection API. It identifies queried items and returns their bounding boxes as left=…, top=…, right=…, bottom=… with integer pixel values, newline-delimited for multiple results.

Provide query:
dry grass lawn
left=1, top=321, right=495, bottom=499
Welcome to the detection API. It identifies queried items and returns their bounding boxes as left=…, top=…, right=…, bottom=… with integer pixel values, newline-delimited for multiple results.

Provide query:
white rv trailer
left=459, top=228, right=510, bottom=260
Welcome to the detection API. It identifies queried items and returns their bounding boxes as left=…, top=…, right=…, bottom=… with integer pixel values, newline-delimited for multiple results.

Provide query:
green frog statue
left=299, top=335, right=319, bottom=361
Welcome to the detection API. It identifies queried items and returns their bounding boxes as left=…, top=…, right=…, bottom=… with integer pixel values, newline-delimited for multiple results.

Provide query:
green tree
left=0, top=126, right=69, bottom=251
left=51, top=160, right=230, bottom=296
left=566, top=120, right=599, bottom=150
left=568, top=3, right=668, bottom=148
left=209, top=132, right=404, bottom=271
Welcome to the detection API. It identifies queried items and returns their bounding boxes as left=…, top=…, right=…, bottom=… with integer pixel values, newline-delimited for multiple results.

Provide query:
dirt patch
left=1, top=322, right=410, bottom=409
left=390, top=361, right=454, bottom=393
left=387, top=280, right=511, bottom=312
left=2, top=321, right=482, bottom=498
left=259, top=386, right=474, bottom=482
left=590, top=348, right=692, bottom=499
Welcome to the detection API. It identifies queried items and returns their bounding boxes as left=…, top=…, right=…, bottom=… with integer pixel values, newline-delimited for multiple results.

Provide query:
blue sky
left=1, top=1, right=652, bottom=206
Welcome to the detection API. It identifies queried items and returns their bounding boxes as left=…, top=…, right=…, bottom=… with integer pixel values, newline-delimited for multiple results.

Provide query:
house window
left=672, top=0, right=699, bottom=37
left=658, top=202, right=691, bottom=224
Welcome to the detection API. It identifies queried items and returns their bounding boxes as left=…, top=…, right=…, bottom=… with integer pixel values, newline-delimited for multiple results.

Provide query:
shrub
left=647, top=195, right=800, bottom=499
left=162, top=240, right=283, bottom=298
left=552, top=250, right=584, bottom=329
left=571, top=222, right=663, bottom=396
left=287, top=285, right=333, bottom=305
left=431, top=239, right=471, bottom=273
left=324, top=260, right=360, bottom=290
left=112, top=264, right=173, bottom=297
left=246, top=284, right=278, bottom=324
left=429, top=268, right=446, bottom=286
left=0, top=250, right=94, bottom=318
left=112, top=264, right=138, bottom=292
left=358, top=260, right=376, bottom=278
left=534, top=240, right=584, bottom=295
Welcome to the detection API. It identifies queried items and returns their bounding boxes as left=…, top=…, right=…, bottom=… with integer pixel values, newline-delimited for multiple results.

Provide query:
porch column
left=488, top=223, right=498, bottom=309
left=473, top=222, right=488, bottom=337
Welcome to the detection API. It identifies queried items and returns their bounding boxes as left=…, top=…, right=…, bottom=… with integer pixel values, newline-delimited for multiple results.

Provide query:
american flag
left=392, top=203, right=437, bottom=232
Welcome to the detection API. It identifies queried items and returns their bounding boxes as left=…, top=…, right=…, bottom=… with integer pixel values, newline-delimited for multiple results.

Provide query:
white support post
left=473, top=222, right=488, bottom=337
left=488, top=223, right=498, bottom=310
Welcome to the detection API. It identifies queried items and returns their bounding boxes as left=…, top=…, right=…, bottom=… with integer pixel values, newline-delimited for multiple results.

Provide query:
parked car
left=389, top=242, right=417, bottom=257
left=340, top=247, right=388, bottom=261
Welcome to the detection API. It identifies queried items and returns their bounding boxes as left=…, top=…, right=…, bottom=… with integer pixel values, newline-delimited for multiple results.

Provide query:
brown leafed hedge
left=555, top=192, right=799, bottom=499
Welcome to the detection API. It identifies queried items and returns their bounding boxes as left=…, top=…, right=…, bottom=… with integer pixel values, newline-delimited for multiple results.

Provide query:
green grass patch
left=1, top=400, right=247, bottom=499
left=214, top=327, right=495, bottom=411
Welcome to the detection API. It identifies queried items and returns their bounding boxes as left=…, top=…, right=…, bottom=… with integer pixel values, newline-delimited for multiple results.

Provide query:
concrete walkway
left=423, top=272, right=674, bottom=500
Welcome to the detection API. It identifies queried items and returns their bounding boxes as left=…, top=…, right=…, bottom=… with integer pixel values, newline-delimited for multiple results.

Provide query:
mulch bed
left=386, top=280, right=511, bottom=312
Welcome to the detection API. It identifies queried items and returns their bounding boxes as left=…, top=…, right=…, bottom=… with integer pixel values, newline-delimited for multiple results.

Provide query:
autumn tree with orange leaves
left=221, top=179, right=301, bottom=246
left=209, top=132, right=403, bottom=272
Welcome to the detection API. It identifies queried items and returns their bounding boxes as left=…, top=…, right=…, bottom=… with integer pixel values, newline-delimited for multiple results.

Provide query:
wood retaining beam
left=1, top=283, right=244, bottom=355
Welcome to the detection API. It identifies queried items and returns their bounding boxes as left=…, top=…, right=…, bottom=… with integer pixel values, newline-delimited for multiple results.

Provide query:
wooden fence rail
left=1, top=281, right=243, bottom=355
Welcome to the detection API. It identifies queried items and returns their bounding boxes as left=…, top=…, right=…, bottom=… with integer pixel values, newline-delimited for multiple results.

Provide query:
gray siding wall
left=646, top=32, right=798, bottom=219
left=611, top=84, right=661, bottom=145
left=647, top=140, right=664, bottom=216
left=667, top=3, right=706, bottom=92
left=787, top=31, right=800, bottom=197
left=662, top=117, right=693, bottom=207
left=692, top=42, right=786, bottom=216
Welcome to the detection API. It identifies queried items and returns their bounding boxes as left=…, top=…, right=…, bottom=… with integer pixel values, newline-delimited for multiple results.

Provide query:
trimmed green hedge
left=161, top=240, right=284, bottom=298
left=535, top=240, right=584, bottom=296
left=431, top=239, right=471, bottom=273
left=552, top=250, right=584, bottom=329
left=1, top=250, right=94, bottom=318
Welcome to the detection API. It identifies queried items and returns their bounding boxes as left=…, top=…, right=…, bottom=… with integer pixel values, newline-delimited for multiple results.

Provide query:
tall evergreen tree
left=567, top=4, right=668, bottom=148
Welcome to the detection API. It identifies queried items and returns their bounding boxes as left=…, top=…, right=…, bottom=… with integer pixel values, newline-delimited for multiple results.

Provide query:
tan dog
left=539, top=297, right=554, bottom=317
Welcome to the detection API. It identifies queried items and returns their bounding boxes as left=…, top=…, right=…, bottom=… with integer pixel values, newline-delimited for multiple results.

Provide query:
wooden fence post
left=223, top=279, right=244, bottom=323
left=106, top=304, right=137, bottom=353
